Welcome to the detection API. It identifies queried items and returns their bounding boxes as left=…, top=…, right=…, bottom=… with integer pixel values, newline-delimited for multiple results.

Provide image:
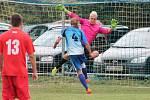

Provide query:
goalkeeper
left=52, top=4, right=118, bottom=82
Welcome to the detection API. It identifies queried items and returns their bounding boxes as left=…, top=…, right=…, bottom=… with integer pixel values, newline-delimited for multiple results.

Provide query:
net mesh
left=0, top=0, right=150, bottom=87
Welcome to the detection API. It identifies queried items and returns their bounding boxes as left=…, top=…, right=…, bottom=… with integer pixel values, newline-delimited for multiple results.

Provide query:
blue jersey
left=61, top=26, right=88, bottom=55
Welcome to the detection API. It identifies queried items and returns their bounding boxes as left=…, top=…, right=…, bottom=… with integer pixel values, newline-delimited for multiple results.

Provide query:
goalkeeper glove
left=55, top=4, right=69, bottom=13
left=51, top=67, right=58, bottom=76
left=111, top=19, right=118, bottom=29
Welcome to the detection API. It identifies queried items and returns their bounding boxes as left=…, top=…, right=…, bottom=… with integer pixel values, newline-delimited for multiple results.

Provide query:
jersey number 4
left=6, top=39, right=20, bottom=55
left=72, top=33, right=78, bottom=41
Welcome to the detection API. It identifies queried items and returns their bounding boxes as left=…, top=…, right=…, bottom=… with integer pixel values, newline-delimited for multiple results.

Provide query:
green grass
left=1, top=76, right=150, bottom=100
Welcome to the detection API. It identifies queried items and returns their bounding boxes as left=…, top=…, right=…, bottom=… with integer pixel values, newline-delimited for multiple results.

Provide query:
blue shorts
left=69, top=54, right=86, bottom=70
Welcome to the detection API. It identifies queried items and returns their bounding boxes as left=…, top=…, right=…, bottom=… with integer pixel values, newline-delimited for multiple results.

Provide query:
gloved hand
left=111, top=19, right=118, bottom=29
left=55, top=4, right=69, bottom=13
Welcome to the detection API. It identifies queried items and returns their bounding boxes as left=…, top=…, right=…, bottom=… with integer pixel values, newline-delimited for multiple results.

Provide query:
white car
left=93, top=27, right=150, bottom=76
left=27, top=24, right=70, bottom=73
left=23, top=20, right=71, bottom=41
left=0, top=22, right=11, bottom=34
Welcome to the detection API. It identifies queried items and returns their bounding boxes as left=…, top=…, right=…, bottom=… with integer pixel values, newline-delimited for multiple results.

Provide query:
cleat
left=51, top=67, right=57, bottom=76
left=86, top=88, right=92, bottom=94
left=86, top=79, right=90, bottom=83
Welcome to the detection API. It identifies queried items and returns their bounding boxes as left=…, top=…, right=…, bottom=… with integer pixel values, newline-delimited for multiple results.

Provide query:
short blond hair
left=71, top=18, right=79, bottom=27
left=90, top=11, right=98, bottom=18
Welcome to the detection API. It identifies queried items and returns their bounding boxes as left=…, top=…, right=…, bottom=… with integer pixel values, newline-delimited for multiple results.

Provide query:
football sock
left=78, top=74, right=88, bottom=90
left=56, top=58, right=68, bottom=69
left=82, top=68, right=88, bottom=79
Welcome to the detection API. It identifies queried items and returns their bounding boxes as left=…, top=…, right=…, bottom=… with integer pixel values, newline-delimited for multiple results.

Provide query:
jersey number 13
left=6, top=39, right=20, bottom=55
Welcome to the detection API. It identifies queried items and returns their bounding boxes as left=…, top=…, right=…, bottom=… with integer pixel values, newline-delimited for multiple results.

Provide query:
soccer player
left=52, top=5, right=118, bottom=82
left=62, top=18, right=93, bottom=94
left=0, top=13, right=38, bottom=100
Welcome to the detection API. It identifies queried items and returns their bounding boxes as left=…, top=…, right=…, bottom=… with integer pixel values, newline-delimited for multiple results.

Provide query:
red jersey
left=0, top=27, right=35, bottom=76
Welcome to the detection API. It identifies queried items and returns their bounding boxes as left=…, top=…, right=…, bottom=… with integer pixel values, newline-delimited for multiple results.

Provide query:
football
left=91, top=50, right=99, bottom=58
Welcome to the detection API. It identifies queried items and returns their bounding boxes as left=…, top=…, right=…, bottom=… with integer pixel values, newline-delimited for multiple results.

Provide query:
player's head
left=89, top=11, right=98, bottom=24
left=10, top=13, right=23, bottom=27
left=71, top=18, right=79, bottom=28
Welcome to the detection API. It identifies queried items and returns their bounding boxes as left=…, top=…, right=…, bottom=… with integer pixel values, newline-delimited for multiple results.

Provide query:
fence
left=0, top=0, right=150, bottom=86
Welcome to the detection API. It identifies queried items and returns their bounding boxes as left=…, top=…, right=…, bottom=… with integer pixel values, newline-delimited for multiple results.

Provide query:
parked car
left=27, top=25, right=70, bottom=73
left=91, top=25, right=129, bottom=53
left=24, top=20, right=71, bottom=41
left=0, top=22, right=11, bottom=34
left=93, top=27, right=150, bottom=76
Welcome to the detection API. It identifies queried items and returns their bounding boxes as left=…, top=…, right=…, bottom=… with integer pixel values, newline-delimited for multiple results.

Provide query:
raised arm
left=56, top=4, right=85, bottom=24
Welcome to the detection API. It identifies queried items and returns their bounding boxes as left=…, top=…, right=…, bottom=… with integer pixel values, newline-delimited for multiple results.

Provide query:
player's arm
left=26, top=35, right=38, bottom=80
left=84, top=43, right=92, bottom=56
left=81, top=31, right=92, bottom=57
left=56, top=4, right=85, bottom=24
left=98, top=26, right=112, bottom=34
left=28, top=53, right=38, bottom=80
left=56, top=4, right=70, bottom=14
left=53, top=36, right=62, bottom=49
left=53, top=28, right=67, bottom=49
left=98, top=19, right=118, bottom=34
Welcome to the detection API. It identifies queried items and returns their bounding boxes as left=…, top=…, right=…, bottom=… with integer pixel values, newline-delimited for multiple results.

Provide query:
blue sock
left=78, top=74, right=88, bottom=90
left=82, top=68, right=88, bottom=79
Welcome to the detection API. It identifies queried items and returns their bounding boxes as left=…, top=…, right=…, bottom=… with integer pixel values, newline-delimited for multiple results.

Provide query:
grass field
left=1, top=76, right=150, bottom=100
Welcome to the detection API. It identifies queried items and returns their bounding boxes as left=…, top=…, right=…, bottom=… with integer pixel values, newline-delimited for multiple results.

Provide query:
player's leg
left=70, top=55, right=91, bottom=94
left=83, top=48, right=90, bottom=82
left=52, top=53, right=68, bottom=76
left=77, top=69, right=88, bottom=89
left=83, top=49, right=99, bottom=83
left=56, top=53, right=68, bottom=69
left=81, top=62, right=90, bottom=83
left=2, top=76, right=16, bottom=100
left=15, top=76, right=30, bottom=100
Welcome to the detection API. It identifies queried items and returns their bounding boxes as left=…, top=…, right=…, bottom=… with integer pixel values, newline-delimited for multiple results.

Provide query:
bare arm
left=29, top=54, right=38, bottom=80
left=53, top=36, right=62, bottom=49
left=84, top=43, right=92, bottom=57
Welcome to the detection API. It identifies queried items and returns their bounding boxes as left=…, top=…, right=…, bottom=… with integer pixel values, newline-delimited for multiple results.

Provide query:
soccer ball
left=91, top=50, right=99, bottom=58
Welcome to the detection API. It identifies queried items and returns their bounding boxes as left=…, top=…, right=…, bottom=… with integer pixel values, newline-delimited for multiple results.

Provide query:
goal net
left=0, top=0, right=150, bottom=87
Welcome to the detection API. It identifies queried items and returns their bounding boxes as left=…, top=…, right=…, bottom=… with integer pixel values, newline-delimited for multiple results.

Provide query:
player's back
left=64, top=26, right=85, bottom=55
left=0, top=27, right=32, bottom=76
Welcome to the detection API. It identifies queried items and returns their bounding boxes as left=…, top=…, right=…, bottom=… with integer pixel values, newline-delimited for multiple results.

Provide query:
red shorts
left=2, top=76, right=30, bottom=100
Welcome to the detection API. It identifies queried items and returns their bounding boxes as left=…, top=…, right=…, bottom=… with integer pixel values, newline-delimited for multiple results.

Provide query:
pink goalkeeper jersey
left=68, top=12, right=111, bottom=45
